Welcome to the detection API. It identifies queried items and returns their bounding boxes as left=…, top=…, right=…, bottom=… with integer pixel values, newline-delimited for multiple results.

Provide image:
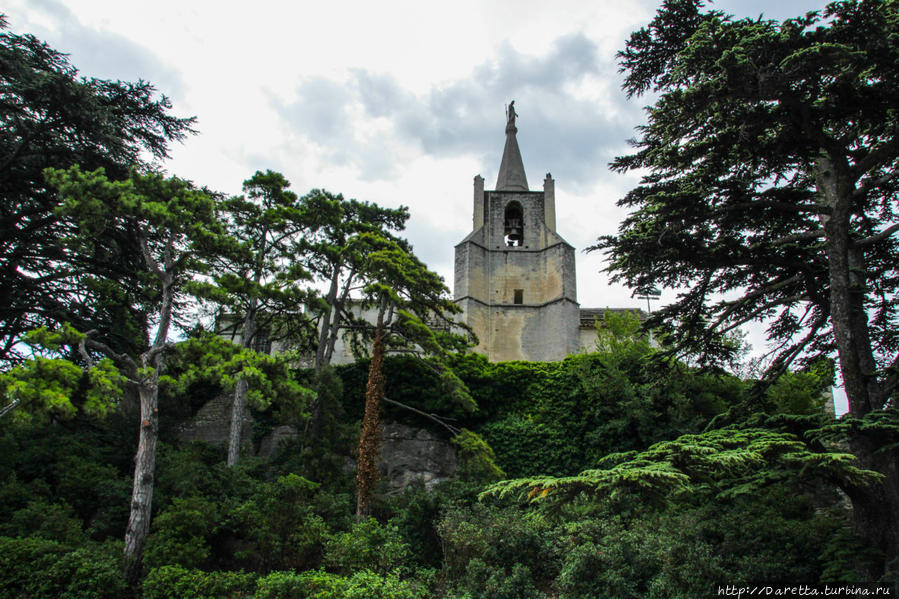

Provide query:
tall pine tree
left=0, top=19, right=194, bottom=364
left=596, top=0, right=899, bottom=577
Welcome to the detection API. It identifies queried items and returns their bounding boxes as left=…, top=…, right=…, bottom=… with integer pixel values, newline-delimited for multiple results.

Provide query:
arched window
left=503, top=202, right=523, bottom=246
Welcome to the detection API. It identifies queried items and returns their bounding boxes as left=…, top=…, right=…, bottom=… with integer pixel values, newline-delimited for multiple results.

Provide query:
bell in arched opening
left=503, top=201, right=523, bottom=246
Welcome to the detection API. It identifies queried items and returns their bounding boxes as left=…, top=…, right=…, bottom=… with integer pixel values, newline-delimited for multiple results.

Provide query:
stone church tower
left=454, top=104, right=580, bottom=361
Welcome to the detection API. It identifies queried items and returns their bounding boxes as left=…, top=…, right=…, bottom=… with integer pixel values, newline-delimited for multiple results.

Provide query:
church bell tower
left=453, top=103, right=579, bottom=361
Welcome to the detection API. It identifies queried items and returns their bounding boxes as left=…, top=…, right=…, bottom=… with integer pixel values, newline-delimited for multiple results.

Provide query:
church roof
left=495, top=104, right=529, bottom=192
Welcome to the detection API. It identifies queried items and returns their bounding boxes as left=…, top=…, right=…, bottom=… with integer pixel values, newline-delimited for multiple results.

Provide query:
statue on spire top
left=506, top=101, right=517, bottom=128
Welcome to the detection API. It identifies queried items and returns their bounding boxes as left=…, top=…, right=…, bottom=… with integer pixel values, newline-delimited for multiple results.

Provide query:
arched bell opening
left=503, top=201, right=524, bottom=246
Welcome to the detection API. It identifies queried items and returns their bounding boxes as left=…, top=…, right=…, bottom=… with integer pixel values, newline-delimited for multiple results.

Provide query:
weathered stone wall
left=484, top=242, right=576, bottom=304
left=459, top=299, right=578, bottom=362
left=579, top=325, right=600, bottom=352
left=484, top=191, right=547, bottom=249
left=177, top=391, right=253, bottom=449
left=454, top=183, right=580, bottom=362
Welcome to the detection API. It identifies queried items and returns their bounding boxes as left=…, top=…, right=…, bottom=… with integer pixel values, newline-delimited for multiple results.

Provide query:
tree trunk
left=843, top=438, right=899, bottom=583
left=123, top=378, right=159, bottom=585
left=227, top=377, right=249, bottom=467
left=817, top=155, right=883, bottom=416
left=123, top=259, right=172, bottom=584
left=227, top=308, right=256, bottom=467
left=315, top=269, right=340, bottom=372
left=818, top=156, right=898, bottom=579
left=323, top=269, right=355, bottom=370
left=355, top=302, right=386, bottom=521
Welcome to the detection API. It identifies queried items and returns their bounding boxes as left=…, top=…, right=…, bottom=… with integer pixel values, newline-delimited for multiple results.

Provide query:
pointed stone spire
left=495, top=101, right=528, bottom=191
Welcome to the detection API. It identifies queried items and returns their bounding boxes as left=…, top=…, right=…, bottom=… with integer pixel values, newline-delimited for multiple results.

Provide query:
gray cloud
left=274, top=32, right=643, bottom=191
left=403, top=217, right=464, bottom=284
left=272, top=77, right=355, bottom=167
left=12, top=0, right=185, bottom=100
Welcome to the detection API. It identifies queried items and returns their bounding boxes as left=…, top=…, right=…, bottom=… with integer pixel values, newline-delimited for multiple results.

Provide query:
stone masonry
left=454, top=105, right=581, bottom=361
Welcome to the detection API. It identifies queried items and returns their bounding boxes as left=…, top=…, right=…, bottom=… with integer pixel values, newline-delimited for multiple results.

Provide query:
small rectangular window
left=513, top=289, right=523, bottom=304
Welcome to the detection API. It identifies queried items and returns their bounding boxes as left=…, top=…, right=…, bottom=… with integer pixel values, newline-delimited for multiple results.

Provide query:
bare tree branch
left=383, top=397, right=461, bottom=436
left=84, top=334, right=138, bottom=375
left=0, top=398, right=21, bottom=420
left=856, top=223, right=899, bottom=248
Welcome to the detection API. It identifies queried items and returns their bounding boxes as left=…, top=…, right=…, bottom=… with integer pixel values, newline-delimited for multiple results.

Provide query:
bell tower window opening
left=504, top=201, right=524, bottom=246
left=513, top=289, right=523, bottom=304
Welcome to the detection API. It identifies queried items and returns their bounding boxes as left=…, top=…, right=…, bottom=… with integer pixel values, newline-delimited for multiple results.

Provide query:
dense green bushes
left=0, top=536, right=127, bottom=599
left=433, top=488, right=855, bottom=599
left=142, top=567, right=429, bottom=599
left=142, top=566, right=257, bottom=599
left=0, top=312, right=855, bottom=596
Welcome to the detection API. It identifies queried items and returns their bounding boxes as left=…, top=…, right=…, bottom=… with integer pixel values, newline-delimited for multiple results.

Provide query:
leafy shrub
left=252, top=570, right=343, bottom=598
left=384, top=483, right=456, bottom=568
left=457, top=559, right=547, bottom=599
left=254, top=569, right=428, bottom=599
left=0, top=499, right=86, bottom=544
left=437, top=503, right=557, bottom=596
left=145, top=495, right=221, bottom=569
left=142, top=565, right=257, bottom=599
left=324, top=517, right=412, bottom=575
left=451, top=429, right=505, bottom=481
left=480, top=414, right=575, bottom=477
left=0, top=536, right=126, bottom=599
left=229, top=473, right=329, bottom=572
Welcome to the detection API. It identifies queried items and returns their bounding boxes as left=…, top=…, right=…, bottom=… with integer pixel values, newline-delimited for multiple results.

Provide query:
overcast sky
left=6, top=0, right=839, bottom=405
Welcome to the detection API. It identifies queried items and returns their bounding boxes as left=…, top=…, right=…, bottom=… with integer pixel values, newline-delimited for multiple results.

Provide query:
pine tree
left=595, top=0, right=899, bottom=576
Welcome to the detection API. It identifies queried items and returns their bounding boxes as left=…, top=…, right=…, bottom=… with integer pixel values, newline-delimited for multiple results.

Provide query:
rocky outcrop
left=378, top=422, right=458, bottom=494
left=179, top=397, right=458, bottom=493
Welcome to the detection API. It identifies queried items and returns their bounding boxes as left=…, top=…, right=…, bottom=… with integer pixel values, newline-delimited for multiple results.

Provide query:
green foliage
left=548, top=494, right=838, bottom=599
left=451, top=429, right=505, bottom=481
left=230, top=474, right=329, bottom=572
left=483, top=426, right=880, bottom=507
left=296, top=188, right=410, bottom=371
left=600, top=0, right=899, bottom=375
left=144, top=567, right=431, bottom=599
left=337, top=354, right=474, bottom=420
left=810, top=406, right=899, bottom=454
left=592, top=309, right=648, bottom=356
left=0, top=351, right=125, bottom=422
left=145, top=496, right=221, bottom=570
left=0, top=499, right=86, bottom=544
left=0, top=423, right=132, bottom=540
left=0, top=357, right=84, bottom=421
left=765, top=360, right=834, bottom=415
left=382, top=483, right=456, bottom=569
left=276, top=367, right=356, bottom=486
left=437, top=504, right=556, bottom=598
left=446, top=333, right=740, bottom=477
left=0, top=536, right=126, bottom=599
left=142, top=566, right=257, bottom=599
left=324, top=517, right=413, bottom=575
left=254, top=569, right=428, bottom=599
left=438, top=485, right=852, bottom=598
left=162, top=334, right=315, bottom=416
left=196, top=170, right=315, bottom=346
left=0, top=23, right=194, bottom=365
left=252, top=570, right=343, bottom=599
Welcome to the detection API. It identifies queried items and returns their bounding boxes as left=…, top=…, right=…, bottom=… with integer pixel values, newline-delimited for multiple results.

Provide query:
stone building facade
left=453, top=106, right=584, bottom=361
